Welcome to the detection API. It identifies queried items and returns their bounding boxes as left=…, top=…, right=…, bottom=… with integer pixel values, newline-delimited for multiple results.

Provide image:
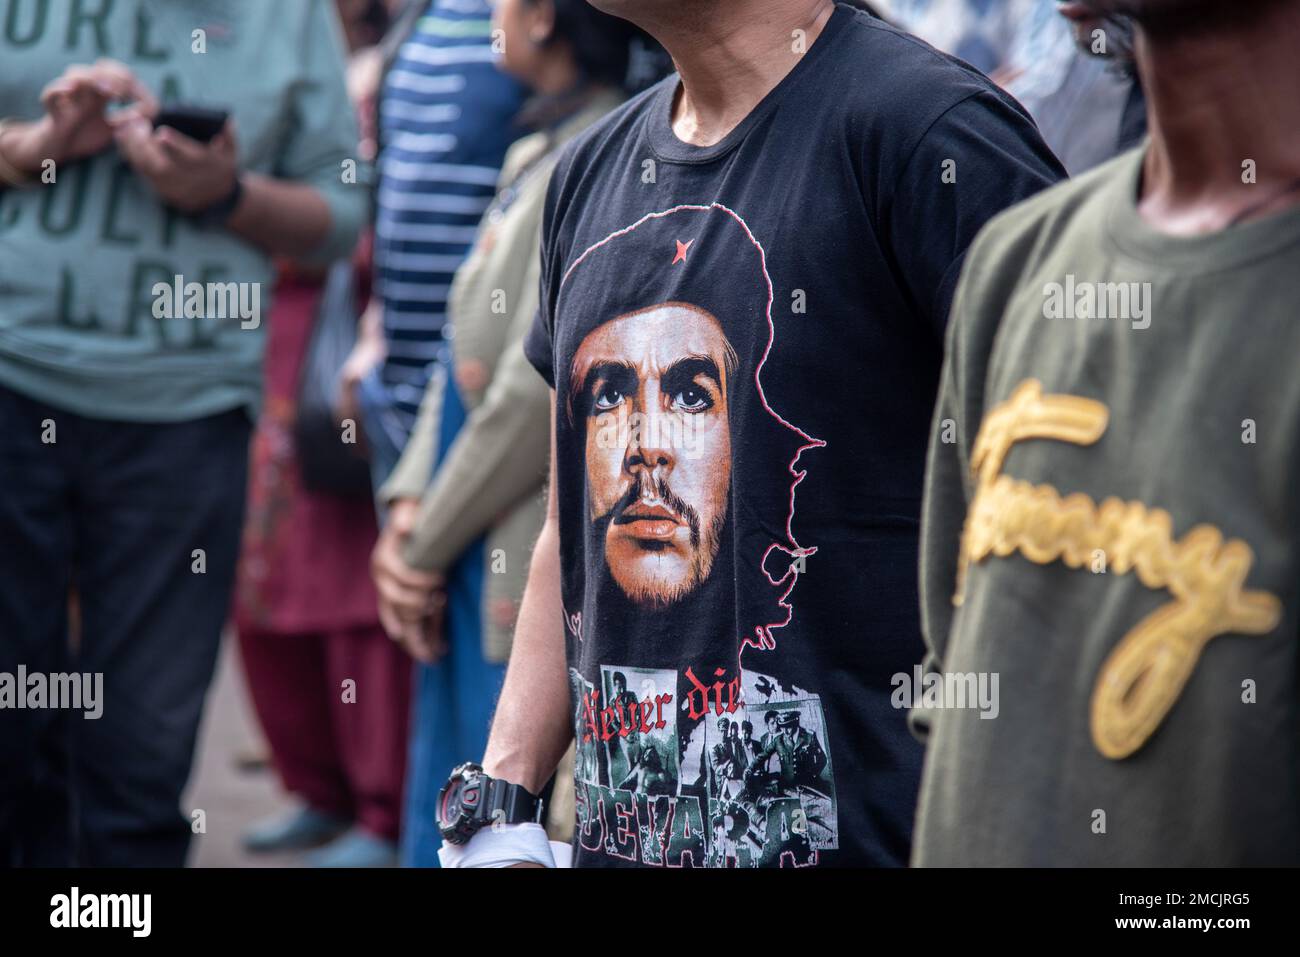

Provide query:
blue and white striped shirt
left=374, top=0, right=527, bottom=446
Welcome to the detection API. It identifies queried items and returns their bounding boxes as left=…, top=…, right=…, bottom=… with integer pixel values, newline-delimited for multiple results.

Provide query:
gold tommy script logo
left=955, top=379, right=1281, bottom=760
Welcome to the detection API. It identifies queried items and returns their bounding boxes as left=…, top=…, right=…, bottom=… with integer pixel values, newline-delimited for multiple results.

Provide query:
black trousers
left=0, top=382, right=249, bottom=866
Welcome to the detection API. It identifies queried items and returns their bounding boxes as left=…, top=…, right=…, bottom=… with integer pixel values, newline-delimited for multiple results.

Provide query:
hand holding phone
left=152, top=104, right=230, bottom=144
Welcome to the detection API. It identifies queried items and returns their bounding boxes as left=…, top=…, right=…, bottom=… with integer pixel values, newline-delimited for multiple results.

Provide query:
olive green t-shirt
left=0, top=0, right=366, bottom=421
left=914, top=147, right=1300, bottom=866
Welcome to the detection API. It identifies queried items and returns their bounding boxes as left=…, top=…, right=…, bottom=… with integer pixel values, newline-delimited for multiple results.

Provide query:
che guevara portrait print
left=553, top=204, right=839, bottom=866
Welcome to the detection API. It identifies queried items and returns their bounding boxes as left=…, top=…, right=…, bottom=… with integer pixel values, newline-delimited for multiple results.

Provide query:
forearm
left=378, top=370, right=442, bottom=504
left=226, top=171, right=334, bottom=258
left=403, top=350, right=550, bottom=571
left=0, top=118, right=53, bottom=177
left=481, top=517, right=573, bottom=794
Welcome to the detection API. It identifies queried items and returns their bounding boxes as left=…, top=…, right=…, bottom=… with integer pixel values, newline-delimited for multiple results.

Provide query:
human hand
left=372, top=498, right=446, bottom=662
left=114, top=115, right=239, bottom=214
left=4, top=59, right=157, bottom=172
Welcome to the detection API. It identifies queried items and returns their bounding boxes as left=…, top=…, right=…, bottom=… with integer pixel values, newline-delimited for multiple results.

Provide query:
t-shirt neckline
left=1106, top=145, right=1300, bottom=271
left=646, top=2, right=852, bottom=165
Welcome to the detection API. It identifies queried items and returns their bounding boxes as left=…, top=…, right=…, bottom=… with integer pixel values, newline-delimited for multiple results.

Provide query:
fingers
left=378, top=599, right=437, bottom=664
left=420, top=613, right=449, bottom=662
left=112, top=116, right=169, bottom=177
left=87, top=60, right=139, bottom=103
left=94, top=59, right=159, bottom=118
left=380, top=549, right=442, bottom=594
left=42, top=73, right=105, bottom=120
left=372, top=543, right=442, bottom=622
left=379, top=538, right=443, bottom=592
left=105, top=100, right=153, bottom=130
left=213, top=119, right=237, bottom=154
left=377, top=597, right=405, bottom=643
left=116, top=120, right=216, bottom=178
left=155, top=125, right=211, bottom=165
left=373, top=571, right=433, bottom=623
left=378, top=600, right=430, bottom=663
left=41, top=60, right=154, bottom=117
left=408, top=616, right=440, bottom=664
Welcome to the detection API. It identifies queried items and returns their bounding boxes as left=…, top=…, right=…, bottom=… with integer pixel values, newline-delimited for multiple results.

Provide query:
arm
left=377, top=360, right=444, bottom=503
left=882, top=90, right=1065, bottom=341
left=337, top=297, right=390, bottom=429
left=0, top=59, right=157, bottom=184
left=235, top=0, right=368, bottom=262
left=910, top=222, right=1006, bottom=743
left=910, top=338, right=967, bottom=745
left=112, top=2, right=366, bottom=261
left=480, top=391, right=574, bottom=794
left=224, top=172, right=336, bottom=259
left=401, top=254, right=549, bottom=572
left=751, top=739, right=777, bottom=765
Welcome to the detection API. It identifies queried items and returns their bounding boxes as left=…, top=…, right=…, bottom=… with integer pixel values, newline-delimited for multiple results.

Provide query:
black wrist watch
left=437, top=762, right=543, bottom=845
left=188, top=173, right=244, bottom=228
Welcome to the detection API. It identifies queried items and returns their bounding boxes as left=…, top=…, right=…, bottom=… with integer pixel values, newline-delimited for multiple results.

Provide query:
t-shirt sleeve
left=910, top=205, right=1024, bottom=743
left=883, top=89, right=1066, bottom=342
left=523, top=171, right=562, bottom=389
left=523, top=303, right=555, bottom=389
left=277, top=0, right=370, bottom=265
left=910, top=240, right=982, bottom=744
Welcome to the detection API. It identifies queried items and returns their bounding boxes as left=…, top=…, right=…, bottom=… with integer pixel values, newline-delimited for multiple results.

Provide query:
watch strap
left=489, top=778, right=543, bottom=826
left=189, top=173, right=244, bottom=227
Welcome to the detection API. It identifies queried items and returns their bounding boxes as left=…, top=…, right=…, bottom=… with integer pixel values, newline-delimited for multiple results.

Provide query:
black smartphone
left=152, top=105, right=229, bottom=143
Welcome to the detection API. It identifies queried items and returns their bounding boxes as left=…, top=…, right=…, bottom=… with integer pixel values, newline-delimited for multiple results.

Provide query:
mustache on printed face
left=593, top=466, right=729, bottom=608
left=604, top=472, right=702, bottom=551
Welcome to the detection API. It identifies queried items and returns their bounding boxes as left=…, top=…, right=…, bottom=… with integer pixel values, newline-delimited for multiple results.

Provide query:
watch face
left=438, top=764, right=486, bottom=843
left=439, top=778, right=463, bottom=825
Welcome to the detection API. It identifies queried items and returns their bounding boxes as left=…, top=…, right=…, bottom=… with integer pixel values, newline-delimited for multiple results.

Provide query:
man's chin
left=607, top=543, right=700, bottom=608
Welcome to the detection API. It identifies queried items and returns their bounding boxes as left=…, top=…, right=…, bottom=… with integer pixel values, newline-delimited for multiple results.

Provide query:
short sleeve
left=275, top=1, right=370, bottom=264
left=523, top=169, right=562, bottom=388
left=883, top=89, right=1066, bottom=342
left=523, top=303, right=555, bottom=389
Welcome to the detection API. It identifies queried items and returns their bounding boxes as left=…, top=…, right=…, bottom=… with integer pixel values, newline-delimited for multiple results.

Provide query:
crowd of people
left=0, top=0, right=1296, bottom=869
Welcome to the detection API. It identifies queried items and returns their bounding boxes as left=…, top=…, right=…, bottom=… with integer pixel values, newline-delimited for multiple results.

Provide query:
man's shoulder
left=835, top=8, right=991, bottom=88
left=965, top=148, right=1140, bottom=288
left=549, top=80, right=666, bottom=186
left=828, top=8, right=1023, bottom=133
left=945, top=149, right=1141, bottom=373
left=540, top=79, right=665, bottom=248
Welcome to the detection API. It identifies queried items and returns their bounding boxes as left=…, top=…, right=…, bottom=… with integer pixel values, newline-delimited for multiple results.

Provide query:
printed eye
left=672, top=387, right=712, bottom=413
left=592, top=383, right=625, bottom=411
left=580, top=364, right=636, bottom=417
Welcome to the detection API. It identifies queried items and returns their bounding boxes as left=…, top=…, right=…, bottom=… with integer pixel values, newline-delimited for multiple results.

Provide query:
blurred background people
left=370, top=0, right=666, bottom=866
left=999, top=2, right=1144, bottom=174
left=234, top=0, right=414, bottom=869
left=889, top=0, right=1035, bottom=76
left=914, top=0, right=1300, bottom=868
left=0, top=1, right=365, bottom=866
left=339, top=0, right=528, bottom=493
left=890, top=0, right=1145, bottom=175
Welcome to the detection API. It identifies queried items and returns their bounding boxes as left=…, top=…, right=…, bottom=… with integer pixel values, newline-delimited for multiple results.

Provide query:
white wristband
left=437, top=823, right=563, bottom=869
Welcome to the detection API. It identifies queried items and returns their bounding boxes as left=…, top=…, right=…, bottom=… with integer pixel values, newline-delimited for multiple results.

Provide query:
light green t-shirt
left=0, top=0, right=367, bottom=421
left=914, top=146, right=1300, bottom=865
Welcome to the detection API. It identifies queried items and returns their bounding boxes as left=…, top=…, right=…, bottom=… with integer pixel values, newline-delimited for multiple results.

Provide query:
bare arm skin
left=224, top=171, right=334, bottom=259
left=481, top=390, right=574, bottom=794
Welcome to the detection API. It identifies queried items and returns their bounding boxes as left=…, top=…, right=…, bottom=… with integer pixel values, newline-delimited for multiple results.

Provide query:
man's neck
left=1136, top=3, right=1300, bottom=234
left=645, top=0, right=836, bottom=148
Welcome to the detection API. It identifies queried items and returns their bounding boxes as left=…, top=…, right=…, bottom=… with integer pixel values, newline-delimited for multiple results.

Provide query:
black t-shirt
left=525, top=2, right=1065, bottom=867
